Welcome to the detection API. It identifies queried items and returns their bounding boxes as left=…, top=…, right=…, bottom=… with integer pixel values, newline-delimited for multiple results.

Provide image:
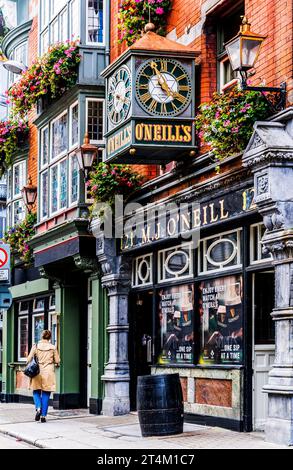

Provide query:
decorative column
left=243, top=110, right=293, bottom=445
left=92, top=219, right=131, bottom=416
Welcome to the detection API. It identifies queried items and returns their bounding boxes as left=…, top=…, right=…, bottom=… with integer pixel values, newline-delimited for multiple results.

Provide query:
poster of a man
left=200, top=275, right=243, bottom=364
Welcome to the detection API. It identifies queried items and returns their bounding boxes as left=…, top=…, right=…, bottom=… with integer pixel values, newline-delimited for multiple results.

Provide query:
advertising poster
left=158, top=284, right=194, bottom=365
left=199, top=275, right=243, bottom=365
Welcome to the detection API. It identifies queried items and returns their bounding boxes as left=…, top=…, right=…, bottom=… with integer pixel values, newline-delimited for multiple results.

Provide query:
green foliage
left=3, top=213, right=37, bottom=266
left=195, top=87, right=272, bottom=163
left=118, top=0, right=172, bottom=46
left=0, top=120, right=29, bottom=172
left=7, top=41, right=81, bottom=117
left=87, top=163, right=143, bottom=213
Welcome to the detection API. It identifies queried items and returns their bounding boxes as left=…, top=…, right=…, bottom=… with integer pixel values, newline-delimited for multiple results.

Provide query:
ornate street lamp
left=21, top=176, right=37, bottom=212
left=225, top=16, right=286, bottom=112
left=76, top=133, right=98, bottom=181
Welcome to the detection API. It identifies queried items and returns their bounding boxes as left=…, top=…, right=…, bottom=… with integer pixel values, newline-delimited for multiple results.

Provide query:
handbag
left=24, top=346, right=40, bottom=378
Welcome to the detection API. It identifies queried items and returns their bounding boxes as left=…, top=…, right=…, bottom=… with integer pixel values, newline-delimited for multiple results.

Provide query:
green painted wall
left=1, top=306, right=15, bottom=396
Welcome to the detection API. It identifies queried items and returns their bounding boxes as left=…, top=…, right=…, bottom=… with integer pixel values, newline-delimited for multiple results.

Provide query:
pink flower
left=155, top=7, right=164, bottom=14
left=223, top=120, right=231, bottom=127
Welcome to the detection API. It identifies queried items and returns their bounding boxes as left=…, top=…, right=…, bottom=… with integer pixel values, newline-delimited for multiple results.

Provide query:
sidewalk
left=0, top=403, right=290, bottom=449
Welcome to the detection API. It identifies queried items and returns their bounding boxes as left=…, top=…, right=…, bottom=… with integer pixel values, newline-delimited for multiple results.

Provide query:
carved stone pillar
left=92, top=219, right=131, bottom=416
left=243, top=109, right=293, bottom=445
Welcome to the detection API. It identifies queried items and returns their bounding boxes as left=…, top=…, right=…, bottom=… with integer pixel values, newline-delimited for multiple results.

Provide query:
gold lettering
left=209, top=203, right=219, bottom=223
left=202, top=206, right=208, bottom=225
left=154, top=125, right=162, bottom=141
left=219, top=199, right=229, bottom=220
left=144, top=124, right=152, bottom=141
left=142, top=226, right=151, bottom=244
left=161, top=124, right=167, bottom=141
left=135, top=124, right=144, bottom=141
left=181, top=213, right=190, bottom=232
left=193, top=208, right=201, bottom=228
left=175, top=125, right=183, bottom=142
left=183, top=125, right=192, bottom=142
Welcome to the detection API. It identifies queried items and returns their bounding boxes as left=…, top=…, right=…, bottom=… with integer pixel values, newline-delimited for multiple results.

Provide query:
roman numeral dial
left=136, top=58, right=192, bottom=117
left=107, top=65, right=132, bottom=126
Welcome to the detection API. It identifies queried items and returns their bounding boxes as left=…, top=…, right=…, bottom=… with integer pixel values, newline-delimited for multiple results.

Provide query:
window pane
left=87, top=100, right=103, bottom=141
left=71, top=103, right=79, bottom=146
left=52, top=113, right=68, bottom=158
left=33, top=314, right=45, bottom=344
left=19, top=317, right=28, bottom=360
left=70, top=0, right=80, bottom=39
left=158, top=284, right=194, bottom=365
left=42, top=127, right=49, bottom=166
left=60, top=8, right=68, bottom=43
left=70, top=154, right=79, bottom=204
left=51, top=18, right=59, bottom=44
left=88, top=0, right=104, bottom=43
left=41, top=171, right=48, bottom=219
left=41, top=0, right=50, bottom=28
left=13, top=200, right=25, bottom=226
left=41, top=29, right=49, bottom=54
left=7, top=169, right=11, bottom=200
left=59, top=160, right=67, bottom=209
left=13, top=162, right=26, bottom=197
left=51, top=165, right=58, bottom=213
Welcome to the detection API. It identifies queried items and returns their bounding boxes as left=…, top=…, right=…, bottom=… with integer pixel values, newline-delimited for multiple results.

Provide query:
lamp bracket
left=240, top=71, right=286, bottom=113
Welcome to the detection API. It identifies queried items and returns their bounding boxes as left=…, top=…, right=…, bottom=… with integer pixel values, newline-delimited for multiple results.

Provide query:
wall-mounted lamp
left=2, top=60, right=28, bottom=75
left=21, top=176, right=37, bottom=212
left=225, top=16, right=286, bottom=112
left=76, top=133, right=99, bottom=181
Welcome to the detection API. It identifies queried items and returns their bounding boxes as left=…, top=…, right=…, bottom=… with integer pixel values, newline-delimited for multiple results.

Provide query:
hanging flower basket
left=7, top=41, right=81, bottom=117
left=118, top=0, right=172, bottom=46
left=0, top=120, right=29, bottom=173
left=195, top=87, right=273, bottom=164
left=2, top=212, right=37, bottom=266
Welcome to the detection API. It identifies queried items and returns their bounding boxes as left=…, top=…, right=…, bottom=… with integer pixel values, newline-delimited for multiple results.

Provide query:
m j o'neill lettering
left=135, top=123, right=192, bottom=143
left=107, top=125, right=132, bottom=157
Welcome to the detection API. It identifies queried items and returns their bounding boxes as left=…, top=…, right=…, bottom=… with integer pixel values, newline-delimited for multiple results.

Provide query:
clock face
left=136, top=58, right=192, bottom=116
left=108, top=66, right=131, bottom=125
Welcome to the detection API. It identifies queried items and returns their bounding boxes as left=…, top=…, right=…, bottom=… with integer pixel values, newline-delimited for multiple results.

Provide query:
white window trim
left=49, top=294, right=56, bottom=310
left=50, top=162, right=60, bottom=216
left=70, top=0, right=80, bottom=39
left=68, top=152, right=79, bottom=207
left=18, top=315, right=28, bottom=362
left=132, top=254, right=153, bottom=288
left=41, top=126, right=49, bottom=169
left=49, top=311, right=58, bottom=346
left=50, top=110, right=68, bottom=161
left=40, top=170, right=49, bottom=221
left=13, top=161, right=26, bottom=198
left=86, top=0, right=106, bottom=46
left=69, top=100, right=79, bottom=150
left=158, top=243, right=193, bottom=284
left=198, top=228, right=242, bottom=275
left=250, top=222, right=273, bottom=265
left=33, top=299, right=45, bottom=312
left=86, top=97, right=105, bottom=144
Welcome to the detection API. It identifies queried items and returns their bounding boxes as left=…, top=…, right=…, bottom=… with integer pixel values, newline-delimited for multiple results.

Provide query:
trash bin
left=137, top=373, right=184, bottom=437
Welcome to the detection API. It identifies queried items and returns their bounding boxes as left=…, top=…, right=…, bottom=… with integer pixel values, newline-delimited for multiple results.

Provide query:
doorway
left=252, top=271, right=275, bottom=430
left=129, top=290, right=153, bottom=410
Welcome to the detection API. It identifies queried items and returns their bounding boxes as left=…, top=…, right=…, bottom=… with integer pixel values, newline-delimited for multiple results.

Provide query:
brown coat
left=27, top=340, right=60, bottom=392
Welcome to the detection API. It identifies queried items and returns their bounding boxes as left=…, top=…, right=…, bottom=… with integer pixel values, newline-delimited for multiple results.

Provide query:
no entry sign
left=0, top=244, right=10, bottom=283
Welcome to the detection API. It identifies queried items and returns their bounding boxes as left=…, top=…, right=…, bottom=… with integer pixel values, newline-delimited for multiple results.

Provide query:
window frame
left=86, top=0, right=106, bottom=46
left=68, top=152, right=79, bottom=207
left=50, top=110, right=68, bottom=162
left=18, top=315, right=29, bottom=362
left=158, top=243, right=194, bottom=284
left=69, top=100, right=79, bottom=150
left=86, top=97, right=105, bottom=144
left=32, top=312, right=45, bottom=344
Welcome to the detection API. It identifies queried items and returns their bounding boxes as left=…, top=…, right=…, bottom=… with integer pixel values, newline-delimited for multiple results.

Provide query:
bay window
left=86, top=98, right=104, bottom=143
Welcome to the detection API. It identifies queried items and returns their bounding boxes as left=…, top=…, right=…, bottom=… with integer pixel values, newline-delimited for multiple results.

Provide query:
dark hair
left=42, top=330, right=52, bottom=340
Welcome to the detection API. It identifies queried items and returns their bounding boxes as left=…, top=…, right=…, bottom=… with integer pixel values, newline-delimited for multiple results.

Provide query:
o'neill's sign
left=105, top=119, right=196, bottom=163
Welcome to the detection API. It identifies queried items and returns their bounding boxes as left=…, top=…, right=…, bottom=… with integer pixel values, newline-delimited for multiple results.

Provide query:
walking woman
left=26, top=330, right=60, bottom=423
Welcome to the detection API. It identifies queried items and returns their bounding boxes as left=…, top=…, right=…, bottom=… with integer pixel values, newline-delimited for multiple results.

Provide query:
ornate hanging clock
left=102, top=30, right=199, bottom=163
left=136, top=58, right=192, bottom=117
left=107, top=65, right=131, bottom=125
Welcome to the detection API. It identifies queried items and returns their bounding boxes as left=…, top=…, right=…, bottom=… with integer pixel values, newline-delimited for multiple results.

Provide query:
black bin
left=137, top=373, right=184, bottom=437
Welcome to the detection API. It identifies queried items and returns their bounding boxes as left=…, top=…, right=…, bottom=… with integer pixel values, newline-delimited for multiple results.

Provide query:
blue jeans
left=33, top=390, right=51, bottom=417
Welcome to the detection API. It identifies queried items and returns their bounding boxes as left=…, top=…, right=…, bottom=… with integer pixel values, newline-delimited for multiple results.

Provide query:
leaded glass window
left=51, top=165, right=58, bottom=213
left=60, top=160, right=67, bottom=209
left=52, top=113, right=68, bottom=159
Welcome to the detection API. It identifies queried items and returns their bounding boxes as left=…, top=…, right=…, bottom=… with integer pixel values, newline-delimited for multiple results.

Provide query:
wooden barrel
left=137, top=373, right=184, bottom=437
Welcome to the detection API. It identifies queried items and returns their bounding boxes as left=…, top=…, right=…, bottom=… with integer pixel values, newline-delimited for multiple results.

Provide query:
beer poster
left=158, top=284, right=194, bottom=365
left=199, top=275, right=243, bottom=365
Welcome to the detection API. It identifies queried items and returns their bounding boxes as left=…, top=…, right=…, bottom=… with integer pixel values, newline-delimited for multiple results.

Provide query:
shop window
left=86, top=99, right=104, bottom=143
left=87, top=0, right=104, bottom=44
left=199, top=274, right=243, bottom=365
left=70, top=102, right=79, bottom=148
left=18, top=316, right=28, bottom=361
left=216, top=4, right=244, bottom=91
left=158, top=243, right=193, bottom=283
left=250, top=223, right=272, bottom=265
left=49, top=313, right=58, bottom=346
left=132, top=254, right=153, bottom=288
left=51, top=112, right=68, bottom=159
left=198, top=229, right=242, bottom=275
left=157, top=284, right=194, bottom=365
left=32, top=314, right=45, bottom=344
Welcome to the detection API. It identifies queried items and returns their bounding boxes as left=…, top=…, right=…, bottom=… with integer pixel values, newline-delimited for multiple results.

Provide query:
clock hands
left=150, top=61, right=176, bottom=98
